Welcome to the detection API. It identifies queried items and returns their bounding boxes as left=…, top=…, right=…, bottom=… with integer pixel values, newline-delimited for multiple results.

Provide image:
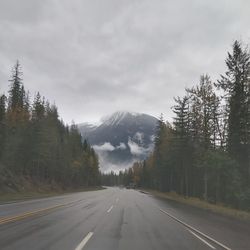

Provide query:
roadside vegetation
left=0, top=62, right=100, bottom=196
left=0, top=185, right=104, bottom=204
left=146, top=189, right=250, bottom=221
left=103, top=40, right=250, bottom=212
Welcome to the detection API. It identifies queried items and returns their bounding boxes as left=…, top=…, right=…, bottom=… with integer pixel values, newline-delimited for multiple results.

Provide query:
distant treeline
left=0, top=62, right=100, bottom=189
left=102, top=41, right=250, bottom=210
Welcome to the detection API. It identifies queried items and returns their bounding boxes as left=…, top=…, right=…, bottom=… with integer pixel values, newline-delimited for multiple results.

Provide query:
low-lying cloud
left=93, top=142, right=127, bottom=152
left=127, top=138, right=154, bottom=157
left=116, top=143, right=127, bottom=150
left=93, top=142, right=115, bottom=151
left=93, top=139, right=154, bottom=172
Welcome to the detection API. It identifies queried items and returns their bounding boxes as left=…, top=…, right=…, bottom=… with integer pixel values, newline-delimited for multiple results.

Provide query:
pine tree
left=0, top=61, right=100, bottom=188
left=153, top=114, right=167, bottom=190
left=247, top=79, right=250, bottom=180
left=0, top=95, right=6, bottom=159
left=172, top=95, right=190, bottom=196
left=0, top=94, right=6, bottom=122
left=32, top=92, right=45, bottom=121
left=8, top=61, right=24, bottom=112
left=6, top=60, right=30, bottom=127
left=187, top=75, right=216, bottom=149
left=187, top=75, right=221, bottom=200
left=218, top=41, right=250, bottom=182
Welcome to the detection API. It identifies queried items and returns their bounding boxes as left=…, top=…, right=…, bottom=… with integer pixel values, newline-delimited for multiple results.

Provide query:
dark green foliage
left=0, top=62, right=100, bottom=189
left=0, top=94, right=6, bottom=122
left=0, top=94, right=7, bottom=159
left=172, top=96, right=191, bottom=196
left=8, top=61, right=24, bottom=111
left=103, top=41, right=250, bottom=211
left=218, top=41, right=250, bottom=184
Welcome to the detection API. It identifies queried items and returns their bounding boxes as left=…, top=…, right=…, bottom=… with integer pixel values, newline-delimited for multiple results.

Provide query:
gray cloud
left=0, top=0, right=250, bottom=123
left=93, top=142, right=115, bottom=152
left=128, top=138, right=154, bottom=157
left=93, top=142, right=127, bottom=152
left=97, top=153, right=136, bottom=174
left=116, top=143, right=127, bottom=150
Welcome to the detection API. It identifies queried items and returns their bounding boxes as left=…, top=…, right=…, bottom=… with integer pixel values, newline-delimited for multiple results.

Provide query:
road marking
left=188, top=229, right=216, bottom=249
left=75, top=232, right=93, bottom=250
left=107, top=205, right=113, bottom=213
left=0, top=204, right=64, bottom=225
left=159, top=208, right=231, bottom=250
left=0, top=197, right=91, bottom=225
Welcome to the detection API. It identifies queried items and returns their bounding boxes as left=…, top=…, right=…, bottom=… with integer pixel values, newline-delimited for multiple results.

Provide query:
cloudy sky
left=0, top=0, right=250, bottom=124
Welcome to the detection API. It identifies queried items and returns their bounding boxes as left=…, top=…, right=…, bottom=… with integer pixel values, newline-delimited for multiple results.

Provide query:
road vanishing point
left=0, top=187, right=249, bottom=250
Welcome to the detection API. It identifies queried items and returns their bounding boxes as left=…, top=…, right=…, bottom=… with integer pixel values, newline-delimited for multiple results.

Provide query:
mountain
left=78, top=111, right=158, bottom=172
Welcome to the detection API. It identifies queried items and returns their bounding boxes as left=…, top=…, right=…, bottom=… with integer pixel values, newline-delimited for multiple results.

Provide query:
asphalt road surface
left=0, top=187, right=249, bottom=250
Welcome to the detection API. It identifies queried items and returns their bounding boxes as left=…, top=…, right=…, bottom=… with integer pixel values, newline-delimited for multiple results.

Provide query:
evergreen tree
left=153, top=114, right=173, bottom=191
left=0, top=94, right=6, bottom=159
left=218, top=40, right=250, bottom=183
left=32, top=92, right=45, bottom=121
left=102, top=41, right=250, bottom=210
left=8, top=61, right=24, bottom=112
left=0, top=61, right=100, bottom=188
left=0, top=94, right=6, bottom=122
left=172, top=95, right=190, bottom=196
left=187, top=75, right=219, bottom=200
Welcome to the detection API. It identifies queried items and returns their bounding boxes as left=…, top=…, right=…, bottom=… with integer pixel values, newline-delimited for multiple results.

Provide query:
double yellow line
left=0, top=204, right=65, bottom=225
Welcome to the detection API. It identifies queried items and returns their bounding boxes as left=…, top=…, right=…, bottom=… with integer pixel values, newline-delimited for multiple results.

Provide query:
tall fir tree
left=0, top=94, right=6, bottom=159
left=218, top=41, right=250, bottom=183
left=8, top=61, right=24, bottom=111
left=172, top=95, right=190, bottom=196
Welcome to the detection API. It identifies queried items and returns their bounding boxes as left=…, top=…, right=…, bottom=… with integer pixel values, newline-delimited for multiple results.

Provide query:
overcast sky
left=0, top=0, right=250, bottom=124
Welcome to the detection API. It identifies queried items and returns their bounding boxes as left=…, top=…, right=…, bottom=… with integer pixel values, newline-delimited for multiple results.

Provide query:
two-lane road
left=0, top=187, right=249, bottom=250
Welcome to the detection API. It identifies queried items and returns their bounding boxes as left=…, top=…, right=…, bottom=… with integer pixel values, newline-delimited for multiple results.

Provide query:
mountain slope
left=78, top=111, right=158, bottom=172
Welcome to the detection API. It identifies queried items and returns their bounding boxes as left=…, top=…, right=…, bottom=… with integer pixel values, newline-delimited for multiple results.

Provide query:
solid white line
left=159, top=208, right=231, bottom=250
left=188, top=230, right=216, bottom=249
left=75, top=232, right=93, bottom=250
left=107, top=205, right=113, bottom=213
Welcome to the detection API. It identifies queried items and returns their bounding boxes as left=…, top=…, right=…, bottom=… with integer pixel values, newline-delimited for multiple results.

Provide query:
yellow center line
left=0, top=204, right=65, bottom=225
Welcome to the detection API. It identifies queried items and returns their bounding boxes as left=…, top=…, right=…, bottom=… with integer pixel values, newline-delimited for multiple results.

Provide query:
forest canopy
left=0, top=61, right=100, bottom=191
left=102, top=41, right=250, bottom=211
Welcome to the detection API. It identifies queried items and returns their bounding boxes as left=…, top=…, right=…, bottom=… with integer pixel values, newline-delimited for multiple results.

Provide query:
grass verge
left=144, top=189, right=250, bottom=221
left=0, top=186, right=105, bottom=204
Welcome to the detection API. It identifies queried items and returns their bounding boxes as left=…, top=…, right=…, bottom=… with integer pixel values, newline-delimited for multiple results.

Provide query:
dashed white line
left=159, top=208, right=231, bottom=250
left=107, top=205, right=113, bottom=213
left=188, top=230, right=216, bottom=249
left=75, top=232, right=93, bottom=250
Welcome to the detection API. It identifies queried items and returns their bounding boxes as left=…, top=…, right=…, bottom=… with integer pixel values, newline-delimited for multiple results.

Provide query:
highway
left=0, top=187, right=249, bottom=250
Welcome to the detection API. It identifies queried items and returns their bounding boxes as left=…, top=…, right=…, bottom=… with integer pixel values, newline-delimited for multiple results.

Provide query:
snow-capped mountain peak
left=78, top=111, right=158, bottom=172
left=101, top=111, right=140, bottom=126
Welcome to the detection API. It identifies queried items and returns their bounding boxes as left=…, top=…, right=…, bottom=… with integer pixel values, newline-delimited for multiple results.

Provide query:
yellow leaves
left=72, top=160, right=81, bottom=168
left=6, top=107, right=30, bottom=128
left=133, top=174, right=140, bottom=184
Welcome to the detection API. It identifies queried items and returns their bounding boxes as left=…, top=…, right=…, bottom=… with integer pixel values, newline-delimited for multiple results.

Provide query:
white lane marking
left=159, top=208, right=231, bottom=250
left=107, top=205, right=113, bottom=213
left=188, top=230, right=216, bottom=249
left=75, top=232, right=93, bottom=250
left=116, top=198, right=119, bottom=203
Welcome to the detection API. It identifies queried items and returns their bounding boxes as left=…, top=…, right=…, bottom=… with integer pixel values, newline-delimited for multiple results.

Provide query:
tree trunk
left=215, top=172, right=220, bottom=204
left=185, top=165, right=189, bottom=197
left=204, top=169, right=208, bottom=201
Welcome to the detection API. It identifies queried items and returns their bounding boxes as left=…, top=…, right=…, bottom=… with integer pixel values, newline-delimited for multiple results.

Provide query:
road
left=0, top=187, right=249, bottom=250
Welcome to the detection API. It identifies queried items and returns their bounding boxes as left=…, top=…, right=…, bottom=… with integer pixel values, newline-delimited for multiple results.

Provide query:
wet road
left=0, top=187, right=249, bottom=250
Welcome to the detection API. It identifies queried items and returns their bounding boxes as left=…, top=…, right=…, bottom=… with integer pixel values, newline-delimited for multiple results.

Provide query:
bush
left=239, top=188, right=250, bottom=211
